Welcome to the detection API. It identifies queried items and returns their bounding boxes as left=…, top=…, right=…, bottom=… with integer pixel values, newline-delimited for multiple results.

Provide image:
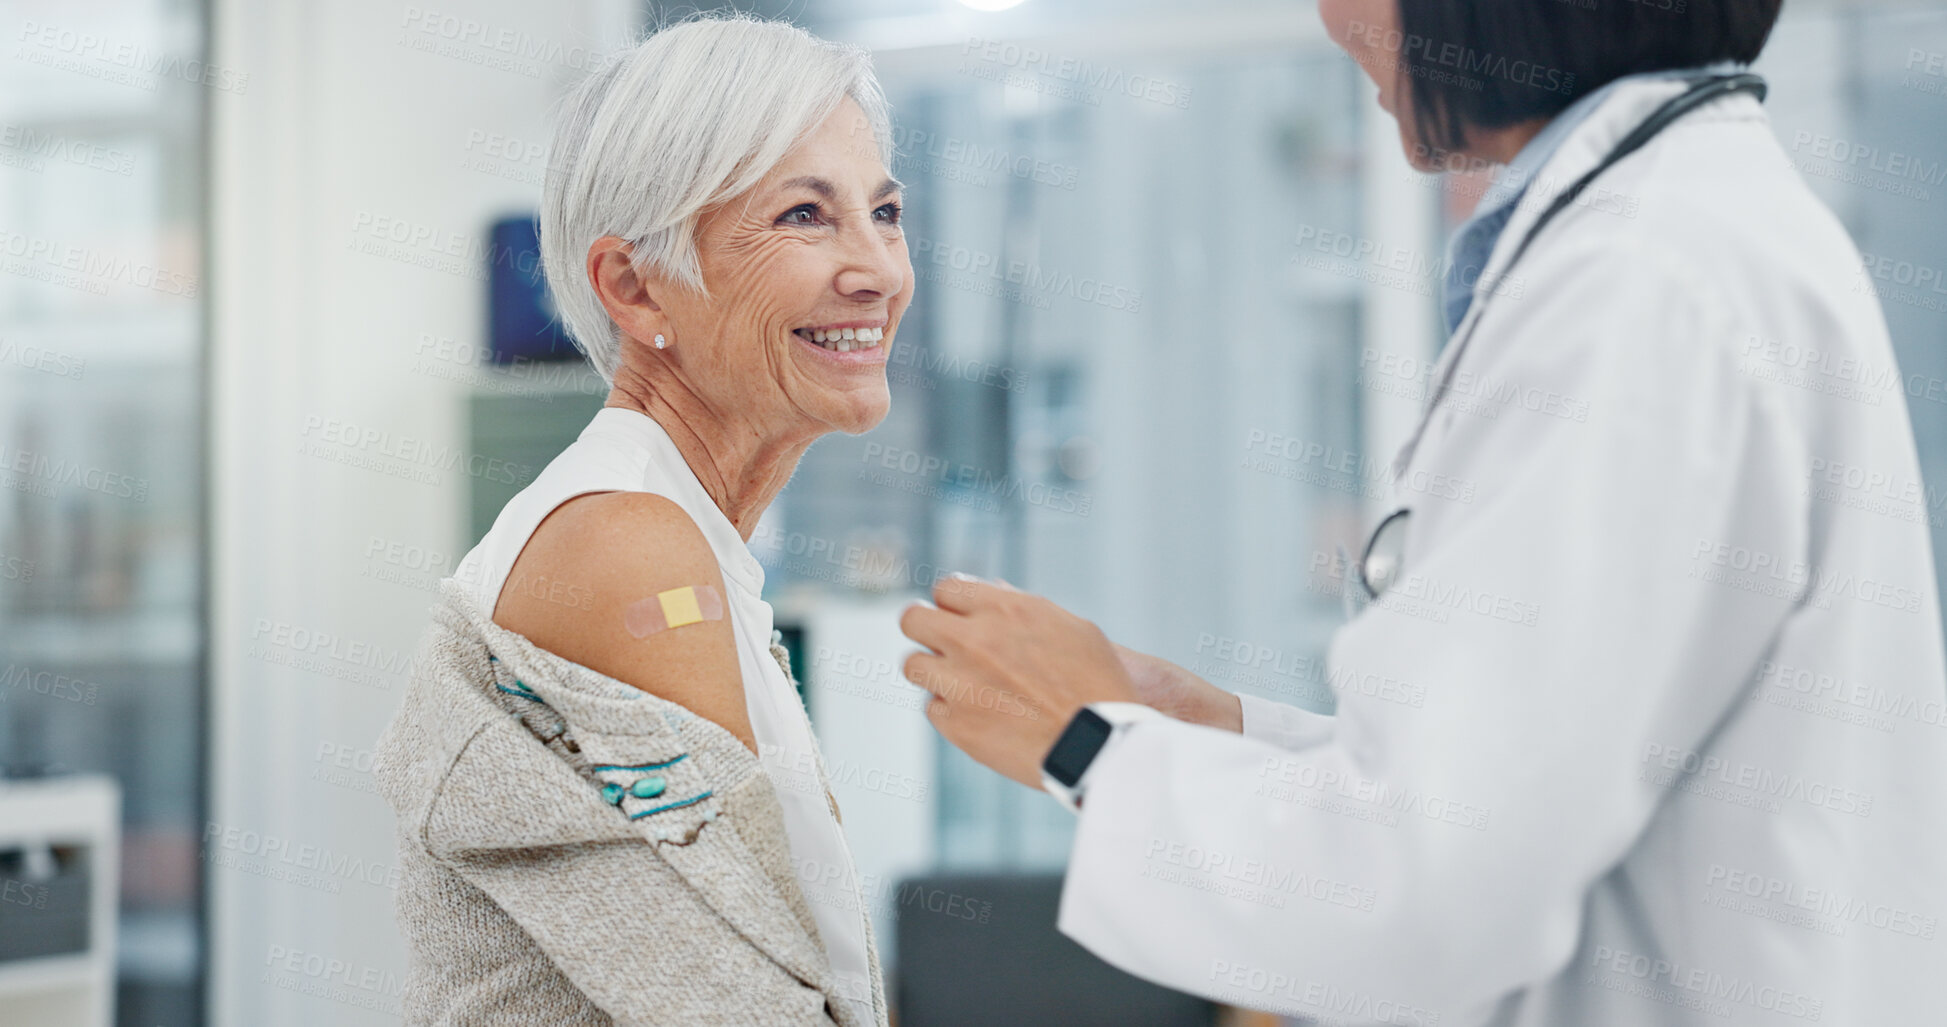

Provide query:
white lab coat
left=1058, top=76, right=1947, bottom=1026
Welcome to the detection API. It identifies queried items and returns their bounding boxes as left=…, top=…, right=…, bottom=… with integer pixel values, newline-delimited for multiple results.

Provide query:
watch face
left=1044, top=707, right=1114, bottom=788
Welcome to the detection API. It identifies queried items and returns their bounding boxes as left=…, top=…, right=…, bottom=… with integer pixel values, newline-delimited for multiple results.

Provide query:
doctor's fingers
left=903, top=649, right=956, bottom=698
left=899, top=602, right=965, bottom=655
left=932, top=572, right=1013, bottom=613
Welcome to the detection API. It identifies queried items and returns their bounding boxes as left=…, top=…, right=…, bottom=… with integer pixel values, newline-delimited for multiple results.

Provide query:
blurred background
left=0, top=0, right=1942, bottom=1023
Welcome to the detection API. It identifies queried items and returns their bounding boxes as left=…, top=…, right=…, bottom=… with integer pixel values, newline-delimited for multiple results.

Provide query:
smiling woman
left=374, top=14, right=910, bottom=1027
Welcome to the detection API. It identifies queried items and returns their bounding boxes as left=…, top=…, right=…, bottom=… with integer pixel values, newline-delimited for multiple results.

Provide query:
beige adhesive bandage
left=624, top=584, right=726, bottom=638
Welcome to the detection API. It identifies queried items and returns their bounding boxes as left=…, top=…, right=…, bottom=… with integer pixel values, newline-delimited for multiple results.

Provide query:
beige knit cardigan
left=374, top=576, right=888, bottom=1026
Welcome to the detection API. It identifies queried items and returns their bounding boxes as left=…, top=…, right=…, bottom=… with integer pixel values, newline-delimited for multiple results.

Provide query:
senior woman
left=375, top=16, right=910, bottom=1027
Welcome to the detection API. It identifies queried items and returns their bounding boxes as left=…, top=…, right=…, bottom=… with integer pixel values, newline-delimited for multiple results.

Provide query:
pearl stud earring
left=654, top=334, right=667, bottom=349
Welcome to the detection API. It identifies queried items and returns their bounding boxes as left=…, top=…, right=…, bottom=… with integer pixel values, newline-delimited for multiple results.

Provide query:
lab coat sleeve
left=1057, top=240, right=1810, bottom=1025
left=1237, top=690, right=1337, bottom=751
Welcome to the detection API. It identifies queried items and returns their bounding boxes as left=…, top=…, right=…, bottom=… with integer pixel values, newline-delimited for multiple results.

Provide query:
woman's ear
left=587, top=236, right=667, bottom=344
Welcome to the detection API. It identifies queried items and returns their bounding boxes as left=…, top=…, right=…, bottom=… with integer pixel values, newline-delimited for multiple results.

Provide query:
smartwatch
left=1040, top=702, right=1166, bottom=812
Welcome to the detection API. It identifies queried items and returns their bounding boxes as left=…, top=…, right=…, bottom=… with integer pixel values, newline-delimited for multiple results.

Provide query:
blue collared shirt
left=1440, top=64, right=1736, bottom=338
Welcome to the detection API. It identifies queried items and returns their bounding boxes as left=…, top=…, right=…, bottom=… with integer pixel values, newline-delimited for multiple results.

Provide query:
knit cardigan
left=374, top=576, right=888, bottom=1026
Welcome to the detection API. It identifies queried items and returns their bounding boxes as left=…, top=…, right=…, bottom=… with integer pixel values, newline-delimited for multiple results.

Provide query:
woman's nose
left=833, top=223, right=906, bottom=298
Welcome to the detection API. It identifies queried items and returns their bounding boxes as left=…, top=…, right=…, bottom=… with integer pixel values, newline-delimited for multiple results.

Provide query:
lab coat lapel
left=1391, top=76, right=1738, bottom=480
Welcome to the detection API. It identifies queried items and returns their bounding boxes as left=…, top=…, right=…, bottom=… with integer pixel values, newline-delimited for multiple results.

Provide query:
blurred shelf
left=1, top=608, right=199, bottom=666
left=0, top=954, right=95, bottom=997
left=0, top=307, right=197, bottom=367
left=117, top=909, right=198, bottom=983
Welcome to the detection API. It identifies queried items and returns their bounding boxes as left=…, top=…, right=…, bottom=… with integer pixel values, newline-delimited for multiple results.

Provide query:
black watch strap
left=1043, top=706, right=1114, bottom=788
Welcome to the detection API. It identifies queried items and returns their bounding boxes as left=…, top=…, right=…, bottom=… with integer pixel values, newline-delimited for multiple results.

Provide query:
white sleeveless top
left=453, top=405, right=875, bottom=1017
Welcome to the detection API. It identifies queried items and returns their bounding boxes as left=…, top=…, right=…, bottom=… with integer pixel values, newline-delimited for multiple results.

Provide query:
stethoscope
left=1342, top=72, right=1770, bottom=617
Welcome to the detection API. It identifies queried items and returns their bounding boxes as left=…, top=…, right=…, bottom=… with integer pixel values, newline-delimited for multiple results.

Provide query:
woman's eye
left=779, top=203, right=821, bottom=226
left=874, top=201, right=903, bottom=226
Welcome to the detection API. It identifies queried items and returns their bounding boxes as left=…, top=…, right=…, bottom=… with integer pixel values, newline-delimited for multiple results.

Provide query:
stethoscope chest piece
left=1339, top=507, right=1411, bottom=620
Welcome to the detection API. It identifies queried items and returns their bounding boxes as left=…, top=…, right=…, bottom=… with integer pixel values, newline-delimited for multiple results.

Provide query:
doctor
left=900, top=2, right=1947, bottom=1024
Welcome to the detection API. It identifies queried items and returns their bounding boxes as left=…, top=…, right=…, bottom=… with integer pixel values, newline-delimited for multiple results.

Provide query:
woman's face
left=1319, top=0, right=1438, bottom=169
left=654, top=98, right=913, bottom=438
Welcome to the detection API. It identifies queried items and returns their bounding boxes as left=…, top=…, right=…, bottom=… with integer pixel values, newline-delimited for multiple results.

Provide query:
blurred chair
left=893, top=872, right=1216, bottom=1027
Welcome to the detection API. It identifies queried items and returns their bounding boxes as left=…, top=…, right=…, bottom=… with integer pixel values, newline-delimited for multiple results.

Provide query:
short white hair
left=539, top=14, right=894, bottom=385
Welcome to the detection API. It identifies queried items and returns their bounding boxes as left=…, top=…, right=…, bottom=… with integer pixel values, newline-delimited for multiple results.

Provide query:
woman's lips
left=793, top=325, right=889, bottom=364
left=795, top=324, right=884, bottom=352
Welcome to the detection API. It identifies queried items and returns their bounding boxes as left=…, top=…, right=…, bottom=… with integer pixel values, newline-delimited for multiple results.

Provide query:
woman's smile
left=792, top=318, right=890, bottom=362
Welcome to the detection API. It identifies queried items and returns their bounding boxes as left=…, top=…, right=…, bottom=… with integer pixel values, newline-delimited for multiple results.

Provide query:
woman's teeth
left=798, top=326, right=883, bottom=353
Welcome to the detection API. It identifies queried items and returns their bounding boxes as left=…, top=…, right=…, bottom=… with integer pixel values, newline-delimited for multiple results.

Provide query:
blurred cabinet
left=0, top=776, right=119, bottom=1027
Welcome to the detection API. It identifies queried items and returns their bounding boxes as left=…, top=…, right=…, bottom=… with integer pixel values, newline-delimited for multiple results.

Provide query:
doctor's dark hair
left=1393, top=0, right=1785, bottom=155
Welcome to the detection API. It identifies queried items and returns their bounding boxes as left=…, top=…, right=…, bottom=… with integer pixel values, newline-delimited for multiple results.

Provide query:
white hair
left=538, top=14, right=894, bottom=385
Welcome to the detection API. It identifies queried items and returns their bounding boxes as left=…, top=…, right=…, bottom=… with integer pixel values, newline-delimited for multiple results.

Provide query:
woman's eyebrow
left=778, top=175, right=836, bottom=200
left=775, top=175, right=905, bottom=202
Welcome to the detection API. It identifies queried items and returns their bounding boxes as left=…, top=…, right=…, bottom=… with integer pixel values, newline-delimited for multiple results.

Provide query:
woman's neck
left=603, top=364, right=815, bottom=541
left=1469, top=118, right=1549, bottom=168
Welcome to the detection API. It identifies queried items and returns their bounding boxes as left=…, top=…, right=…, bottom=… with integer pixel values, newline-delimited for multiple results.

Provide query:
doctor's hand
left=899, top=574, right=1140, bottom=789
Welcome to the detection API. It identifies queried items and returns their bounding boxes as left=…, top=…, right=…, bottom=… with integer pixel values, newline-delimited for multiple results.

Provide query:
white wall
left=207, top=2, right=634, bottom=1022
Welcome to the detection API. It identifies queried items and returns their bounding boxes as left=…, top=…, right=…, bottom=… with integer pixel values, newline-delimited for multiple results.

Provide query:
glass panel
left=1758, top=5, right=1947, bottom=607
left=0, top=0, right=207, bottom=1023
left=761, top=3, right=1370, bottom=874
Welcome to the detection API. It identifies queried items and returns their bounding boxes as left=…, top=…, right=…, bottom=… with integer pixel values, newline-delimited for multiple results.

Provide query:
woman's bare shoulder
left=493, top=491, right=755, bottom=751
